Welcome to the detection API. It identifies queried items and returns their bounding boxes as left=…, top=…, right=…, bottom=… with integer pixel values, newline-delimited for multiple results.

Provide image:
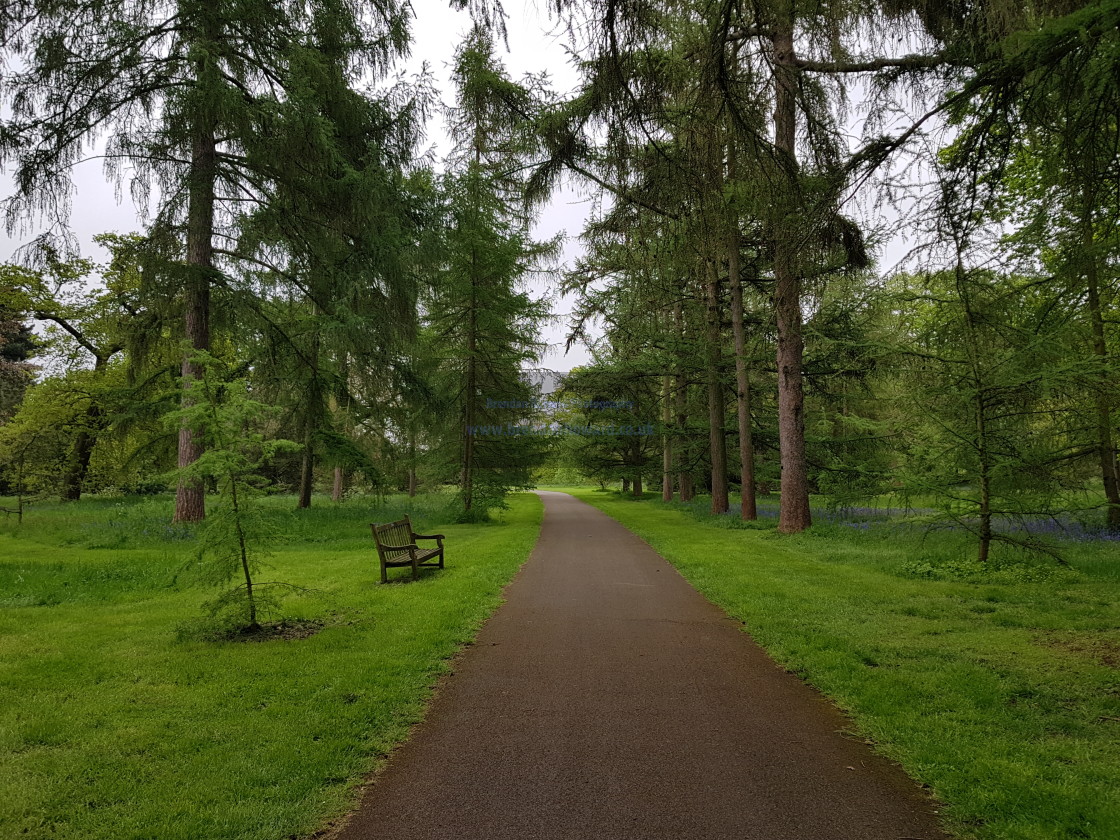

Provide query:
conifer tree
left=0, top=0, right=412, bottom=521
left=427, top=27, right=553, bottom=518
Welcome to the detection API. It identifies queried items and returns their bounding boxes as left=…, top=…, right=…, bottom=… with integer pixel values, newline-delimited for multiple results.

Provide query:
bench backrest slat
left=372, top=517, right=413, bottom=561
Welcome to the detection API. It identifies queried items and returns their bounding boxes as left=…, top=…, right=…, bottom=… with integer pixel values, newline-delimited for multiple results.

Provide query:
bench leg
left=380, top=560, right=388, bottom=584
left=411, top=556, right=419, bottom=580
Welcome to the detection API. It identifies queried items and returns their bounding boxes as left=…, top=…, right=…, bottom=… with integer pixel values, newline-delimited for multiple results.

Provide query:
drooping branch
left=793, top=52, right=951, bottom=75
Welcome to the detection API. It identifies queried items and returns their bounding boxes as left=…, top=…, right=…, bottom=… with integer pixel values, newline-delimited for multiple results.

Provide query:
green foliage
left=804, top=274, right=896, bottom=503
left=554, top=363, right=660, bottom=488
left=0, top=0, right=412, bottom=252
left=877, top=266, right=1098, bottom=560
left=0, top=238, right=182, bottom=500
left=0, top=375, right=95, bottom=496
left=420, top=27, right=555, bottom=520
left=168, top=351, right=299, bottom=631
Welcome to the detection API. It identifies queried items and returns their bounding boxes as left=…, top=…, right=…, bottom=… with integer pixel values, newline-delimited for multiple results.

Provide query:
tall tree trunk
left=679, top=467, right=694, bottom=502
left=407, top=432, right=418, bottom=498
left=771, top=3, right=811, bottom=533
left=976, top=395, right=993, bottom=564
left=332, top=467, right=345, bottom=502
left=462, top=299, right=477, bottom=512
left=298, top=328, right=322, bottom=510
left=957, top=258, right=993, bottom=563
left=727, top=230, right=757, bottom=520
left=461, top=135, right=484, bottom=514
left=632, top=472, right=642, bottom=497
left=622, top=477, right=630, bottom=494
left=662, top=373, right=673, bottom=501
left=677, top=389, right=694, bottom=502
left=1081, top=201, right=1120, bottom=530
left=174, top=126, right=216, bottom=524
left=674, top=303, right=694, bottom=502
left=705, top=262, right=729, bottom=514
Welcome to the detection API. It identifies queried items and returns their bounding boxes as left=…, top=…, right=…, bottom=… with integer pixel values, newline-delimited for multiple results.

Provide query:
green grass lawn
left=0, top=492, right=542, bottom=840
left=559, top=487, right=1120, bottom=840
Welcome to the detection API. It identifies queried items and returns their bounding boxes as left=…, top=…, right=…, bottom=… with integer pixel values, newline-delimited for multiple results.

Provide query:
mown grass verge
left=560, top=487, right=1120, bottom=840
left=0, top=492, right=542, bottom=840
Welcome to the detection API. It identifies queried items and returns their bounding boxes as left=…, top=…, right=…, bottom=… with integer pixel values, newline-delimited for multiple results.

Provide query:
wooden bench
left=370, top=516, right=445, bottom=583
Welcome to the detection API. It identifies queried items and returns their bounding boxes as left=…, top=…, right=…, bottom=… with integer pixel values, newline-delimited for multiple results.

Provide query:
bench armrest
left=412, top=533, right=444, bottom=541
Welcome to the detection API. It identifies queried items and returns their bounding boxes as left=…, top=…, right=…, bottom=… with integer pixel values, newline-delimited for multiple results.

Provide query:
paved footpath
left=334, top=491, right=948, bottom=840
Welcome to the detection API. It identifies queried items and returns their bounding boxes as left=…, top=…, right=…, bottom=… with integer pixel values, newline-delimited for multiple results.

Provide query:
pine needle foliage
left=168, top=350, right=299, bottom=632
left=425, top=27, right=556, bottom=520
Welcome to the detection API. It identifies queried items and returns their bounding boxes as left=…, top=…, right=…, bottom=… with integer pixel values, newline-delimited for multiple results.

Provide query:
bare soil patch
left=1036, top=631, right=1120, bottom=668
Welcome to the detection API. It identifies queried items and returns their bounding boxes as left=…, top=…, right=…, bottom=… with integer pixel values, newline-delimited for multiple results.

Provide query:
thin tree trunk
left=674, top=303, right=694, bottom=502
left=727, top=229, right=757, bottom=520
left=298, top=328, right=322, bottom=510
left=298, top=422, right=315, bottom=508
left=771, top=3, right=811, bottom=533
left=174, top=125, right=216, bottom=524
left=463, top=314, right=477, bottom=511
left=957, top=258, right=993, bottom=563
left=622, top=477, right=630, bottom=494
left=976, top=397, right=993, bottom=564
left=14, top=452, right=27, bottom=524
left=332, top=467, right=345, bottom=502
left=662, top=373, right=673, bottom=501
left=1081, top=202, right=1120, bottom=530
left=705, top=262, right=729, bottom=514
left=228, top=477, right=258, bottom=629
left=330, top=357, right=350, bottom=504
left=972, top=355, right=994, bottom=565
left=677, top=402, right=694, bottom=503
left=407, top=432, right=418, bottom=498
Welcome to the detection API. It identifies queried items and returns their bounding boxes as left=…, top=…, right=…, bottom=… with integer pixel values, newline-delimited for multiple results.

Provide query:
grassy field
left=556, top=487, right=1120, bottom=840
left=0, top=492, right=542, bottom=840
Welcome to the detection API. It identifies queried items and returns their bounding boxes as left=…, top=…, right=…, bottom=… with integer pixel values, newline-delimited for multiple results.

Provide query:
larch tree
left=427, top=27, right=553, bottom=518
left=0, top=0, right=412, bottom=521
left=539, top=0, right=909, bottom=533
left=946, top=1, right=1120, bottom=529
left=236, top=43, right=430, bottom=510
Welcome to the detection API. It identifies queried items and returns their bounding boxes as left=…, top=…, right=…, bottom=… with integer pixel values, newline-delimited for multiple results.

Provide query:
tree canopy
left=0, top=0, right=1116, bottom=555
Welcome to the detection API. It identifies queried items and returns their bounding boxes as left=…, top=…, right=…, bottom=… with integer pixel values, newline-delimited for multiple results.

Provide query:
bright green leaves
left=168, top=350, right=300, bottom=631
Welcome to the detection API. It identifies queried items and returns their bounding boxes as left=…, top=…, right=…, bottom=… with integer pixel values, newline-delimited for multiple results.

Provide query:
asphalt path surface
left=333, top=490, right=949, bottom=840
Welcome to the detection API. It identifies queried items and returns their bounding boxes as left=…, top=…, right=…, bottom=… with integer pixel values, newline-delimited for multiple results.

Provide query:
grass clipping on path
left=567, top=488, right=1120, bottom=840
left=0, top=492, right=542, bottom=840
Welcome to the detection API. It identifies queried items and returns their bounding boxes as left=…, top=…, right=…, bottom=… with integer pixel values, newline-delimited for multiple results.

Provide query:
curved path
left=334, top=491, right=948, bottom=840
